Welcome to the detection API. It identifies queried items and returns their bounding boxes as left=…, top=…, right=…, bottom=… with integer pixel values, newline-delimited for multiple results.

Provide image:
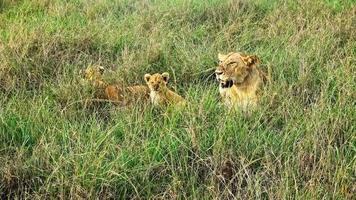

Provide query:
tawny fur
left=82, top=65, right=150, bottom=105
left=215, top=52, right=266, bottom=112
left=144, top=72, right=186, bottom=107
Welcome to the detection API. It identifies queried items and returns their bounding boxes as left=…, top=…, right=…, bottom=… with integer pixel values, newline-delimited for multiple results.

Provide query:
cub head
left=215, top=52, right=260, bottom=84
left=82, top=65, right=105, bottom=81
left=144, top=72, right=169, bottom=92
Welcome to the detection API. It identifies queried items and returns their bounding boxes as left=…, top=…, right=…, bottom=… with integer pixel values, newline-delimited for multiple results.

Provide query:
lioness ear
left=162, top=72, right=169, bottom=82
left=242, top=55, right=260, bottom=67
left=218, top=53, right=227, bottom=62
left=144, top=74, right=151, bottom=82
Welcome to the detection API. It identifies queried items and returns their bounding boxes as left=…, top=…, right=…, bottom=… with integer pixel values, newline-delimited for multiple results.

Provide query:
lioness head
left=144, top=72, right=169, bottom=92
left=82, top=65, right=105, bottom=81
left=215, top=52, right=260, bottom=84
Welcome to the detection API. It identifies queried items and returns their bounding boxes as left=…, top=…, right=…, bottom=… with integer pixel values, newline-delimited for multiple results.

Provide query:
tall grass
left=0, top=0, right=355, bottom=199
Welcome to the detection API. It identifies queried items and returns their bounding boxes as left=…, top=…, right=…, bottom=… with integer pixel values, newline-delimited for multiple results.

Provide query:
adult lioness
left=81, top=65, right=150, bottom=105
left=215, top=52, right=266, bottom=112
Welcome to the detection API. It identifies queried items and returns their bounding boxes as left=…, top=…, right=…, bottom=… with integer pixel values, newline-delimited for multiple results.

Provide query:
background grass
left=0, top=0, right=355, bottom=199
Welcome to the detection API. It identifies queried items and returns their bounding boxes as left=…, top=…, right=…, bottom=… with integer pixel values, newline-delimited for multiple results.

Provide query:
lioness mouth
left=220, top=80, right=233, bottom=88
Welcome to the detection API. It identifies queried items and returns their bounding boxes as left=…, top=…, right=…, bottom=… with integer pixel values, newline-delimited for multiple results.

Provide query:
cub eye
left=215, top=71, right=223, bottom=75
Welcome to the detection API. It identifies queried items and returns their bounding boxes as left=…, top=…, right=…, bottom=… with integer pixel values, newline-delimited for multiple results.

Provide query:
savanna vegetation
left=0, top=0, right=355, bottom=199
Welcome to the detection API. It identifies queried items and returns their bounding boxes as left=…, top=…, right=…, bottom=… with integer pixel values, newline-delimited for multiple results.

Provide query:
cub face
left=144, top=72, right=169, bottom=92
left=82, top=65, right=105, bottom=81
left=215, top=52, right=259, bottom=84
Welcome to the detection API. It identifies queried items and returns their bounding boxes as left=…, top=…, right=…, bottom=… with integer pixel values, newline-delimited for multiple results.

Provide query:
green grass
left=0, top=0, right=355, bottom=199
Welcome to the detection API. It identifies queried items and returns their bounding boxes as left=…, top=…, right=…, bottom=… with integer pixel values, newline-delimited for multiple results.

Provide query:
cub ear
left=162, top=72, right=169, bottom=82
left=98, top=66, right=105, bottom=75
left=144, top=74, right=151, bottom=82
left=218, top=53, right=227, bottom=62
left=242, top=55, right=260, bottom=67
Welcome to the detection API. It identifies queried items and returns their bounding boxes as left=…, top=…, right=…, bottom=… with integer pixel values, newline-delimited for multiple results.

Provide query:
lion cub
left=215, top=52, right=266, bottom=112
left=82, top=65, right=106, bottom=88
left=82, top=65, right=149, bottom=105
left=144, top=72, right=186, bottom=107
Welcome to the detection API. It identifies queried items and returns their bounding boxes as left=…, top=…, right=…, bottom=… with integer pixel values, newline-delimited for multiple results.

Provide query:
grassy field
left=0, top=0, right=355, bottom=199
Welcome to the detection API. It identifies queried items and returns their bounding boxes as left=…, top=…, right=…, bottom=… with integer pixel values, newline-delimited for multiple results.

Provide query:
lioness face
left=144, top=72, right=169, bottom=92
left=215, top=52, right=259, bottom=84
